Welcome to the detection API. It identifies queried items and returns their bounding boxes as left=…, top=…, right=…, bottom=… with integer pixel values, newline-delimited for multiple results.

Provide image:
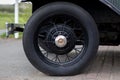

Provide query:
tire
left=23, top=2, right=99, bottom=76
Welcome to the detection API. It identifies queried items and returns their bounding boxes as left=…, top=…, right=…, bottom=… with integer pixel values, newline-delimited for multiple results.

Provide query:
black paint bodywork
left=21, top=0, right=120, bottom=45
left=21, top=0, right=120, bottom=23
left=22, top=0, right=120, bottom=15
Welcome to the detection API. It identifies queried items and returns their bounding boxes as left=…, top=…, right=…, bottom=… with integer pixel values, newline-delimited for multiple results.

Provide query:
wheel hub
left=39, top=24, right=76, bottom=55
left=55, top=35, right=67, bottom=48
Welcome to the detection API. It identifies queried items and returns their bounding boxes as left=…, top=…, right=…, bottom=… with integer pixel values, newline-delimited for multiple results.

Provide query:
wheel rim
left=35, top=14, right=88, bottom=65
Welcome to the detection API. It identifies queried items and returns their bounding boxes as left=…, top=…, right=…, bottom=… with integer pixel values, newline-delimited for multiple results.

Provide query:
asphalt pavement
left=0, top=39, right=120, bottom=80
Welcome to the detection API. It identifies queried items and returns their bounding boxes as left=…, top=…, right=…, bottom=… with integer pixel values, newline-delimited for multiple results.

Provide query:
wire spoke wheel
left=23, top=2, right=99, bottom=76
left=38, top=14, right=88, bottom=65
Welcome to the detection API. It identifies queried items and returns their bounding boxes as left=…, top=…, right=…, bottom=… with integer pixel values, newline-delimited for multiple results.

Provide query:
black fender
left=100, top=0, right=120, bottom=15
left=21, top=0, right=120, bottom=15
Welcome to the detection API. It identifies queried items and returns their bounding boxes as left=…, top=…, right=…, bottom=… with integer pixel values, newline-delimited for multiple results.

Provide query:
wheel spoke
left=37, top=14, right=87, bottom=64
left=64, top=19, right=72, bottom=25
left=51, top=54, right=61, bottom=62
left=38, top=34, right=46, bottom=39
left=53, top=23, right=59, bottom=32
left=65, top=54, right=71, bottom=62
left=43, top=40, right=54, bottom=43
left=55, top=55, right=61, bottom=62
left=77, top=40, right=85, bottom=44
left=43, top=51, right=49, bottom=58
left=74, top=48, right=81, bottom=55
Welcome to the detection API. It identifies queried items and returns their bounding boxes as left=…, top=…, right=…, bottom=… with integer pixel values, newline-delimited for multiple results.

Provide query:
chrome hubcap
left=55, top=35, right=67, bottom=48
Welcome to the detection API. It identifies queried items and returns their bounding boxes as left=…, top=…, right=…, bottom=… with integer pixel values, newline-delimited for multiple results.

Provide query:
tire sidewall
left=23, top=2, right=99, bottom=75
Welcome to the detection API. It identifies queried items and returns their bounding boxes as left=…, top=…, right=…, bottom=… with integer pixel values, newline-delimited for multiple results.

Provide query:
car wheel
left=23, top=2, right=99, bottom=76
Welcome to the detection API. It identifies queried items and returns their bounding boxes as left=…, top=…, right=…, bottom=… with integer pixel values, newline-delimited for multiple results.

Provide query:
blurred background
left=0, top=0, right=32, bottom=38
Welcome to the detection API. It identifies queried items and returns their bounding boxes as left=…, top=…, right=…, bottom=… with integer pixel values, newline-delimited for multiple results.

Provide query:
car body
left=21, top=0, right=120, bottom=76
left=22, top=0, right=120, bottom=45
left=22, top=0, right=120, bottom=15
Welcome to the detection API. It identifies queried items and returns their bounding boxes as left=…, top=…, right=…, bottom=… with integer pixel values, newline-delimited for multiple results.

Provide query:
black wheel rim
left=35, top=14, right=88, bottom=66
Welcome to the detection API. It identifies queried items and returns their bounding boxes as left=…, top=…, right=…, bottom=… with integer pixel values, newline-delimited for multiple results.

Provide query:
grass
left=0, top=3, right=32, bottom=38
left=0, top=33, right=6, bottom=38
left=0, top=3, right=32, bottom=30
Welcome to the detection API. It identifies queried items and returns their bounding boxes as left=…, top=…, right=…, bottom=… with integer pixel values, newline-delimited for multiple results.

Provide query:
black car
left=22, top=0, right=120, bottom=76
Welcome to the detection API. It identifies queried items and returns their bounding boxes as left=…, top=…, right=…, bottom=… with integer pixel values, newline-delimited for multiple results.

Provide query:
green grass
left=0, top=3, right=32, bottom=38
left=0, top=3, right=32, bottom=30
left=0, top=33, right=6, bottom=38
left=0, top=12, right=14, bottom=29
